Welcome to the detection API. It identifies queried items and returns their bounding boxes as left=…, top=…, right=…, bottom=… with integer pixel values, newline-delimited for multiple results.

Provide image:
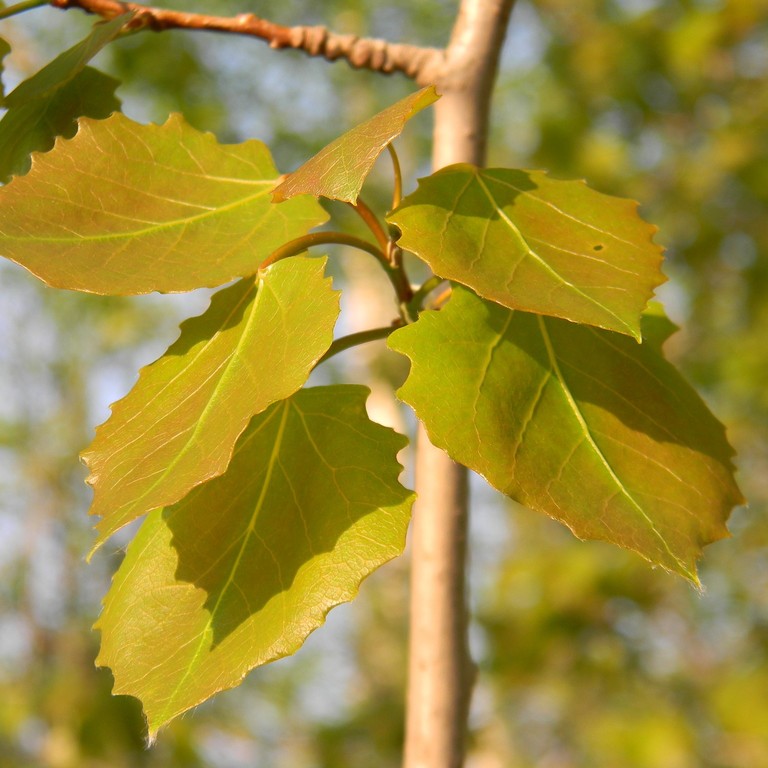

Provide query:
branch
left=404, top=2, right=516, bottom=767
left=50, top=0, right=442, bottom=81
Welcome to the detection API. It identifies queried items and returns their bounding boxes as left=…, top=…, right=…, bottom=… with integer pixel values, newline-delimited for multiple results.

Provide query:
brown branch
left=50, top=0, right=443, bottom=81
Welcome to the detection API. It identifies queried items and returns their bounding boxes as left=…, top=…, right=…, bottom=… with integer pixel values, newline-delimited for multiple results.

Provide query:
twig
left=49, top=0, right=443, bottom=82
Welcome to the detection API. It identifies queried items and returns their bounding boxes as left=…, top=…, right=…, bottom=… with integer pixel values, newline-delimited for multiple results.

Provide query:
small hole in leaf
left=593, top=244, right=604, bottom=251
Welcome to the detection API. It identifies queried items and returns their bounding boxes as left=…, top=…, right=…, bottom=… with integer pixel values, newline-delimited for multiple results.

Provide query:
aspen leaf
left=83, top=257, right=339, bottom=551
left=0, top=67, right=120, bottom=183
left=272, top=85, right=439, bottom=203
left=4, top=14, right=130, bottom=109
left=96, top=386, right=414, bottom=738
left=0, top=15, right=129, bottom=181
left=0, top=112, right=327, bottom=293
left=389, top=287, right=743, bottom=582
left=389, top=166, right=666, bottom=339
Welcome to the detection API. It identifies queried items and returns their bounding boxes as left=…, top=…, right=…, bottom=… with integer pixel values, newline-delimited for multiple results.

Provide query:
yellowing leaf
left=389, top=166, right=666, bottom=339
left=389, top=287, right=743, bottom=581
left=272, top=85, right=439, bottom=203
left=0, top=112, right=327, bottom=294
left=83, top=256, right=339, bottom=551
left=96, top=386, right=414, bottom=738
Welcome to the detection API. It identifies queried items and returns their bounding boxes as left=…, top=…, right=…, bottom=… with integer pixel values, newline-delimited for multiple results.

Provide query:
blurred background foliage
left=0, top=0, right=766, bottom=765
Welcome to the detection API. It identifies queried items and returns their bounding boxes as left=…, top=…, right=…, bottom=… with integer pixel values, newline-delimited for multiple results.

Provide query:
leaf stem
left=260, top=231, right=387, bottom=269
left=318, top=323, right=403, bottom=364
left=0, top=0, right=48, bottom=20
left=387, top=143, right=403, bottom=210
left=260, top=231, right=413, bottom=310
left=348, top=197, right=390, bottom=251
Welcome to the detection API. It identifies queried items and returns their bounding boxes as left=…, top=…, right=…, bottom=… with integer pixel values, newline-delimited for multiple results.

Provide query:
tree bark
left=403, top=2, right=515, bottom=767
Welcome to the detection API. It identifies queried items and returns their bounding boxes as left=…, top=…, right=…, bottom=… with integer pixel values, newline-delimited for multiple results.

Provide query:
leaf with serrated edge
left=272, top=85, right=439, bottom=203
left=83, top=256, right=339, bottom=552
left=0, top=14, right=126, bottom=181
left=0, top=112, right=327, bottom=294
left=389, top=165, right=666, bottom=339
left=389, top=287, right=743, bottom=582
left=0, top=67, right=120, bottom=183
left=96, top=385, right=414, bottom=738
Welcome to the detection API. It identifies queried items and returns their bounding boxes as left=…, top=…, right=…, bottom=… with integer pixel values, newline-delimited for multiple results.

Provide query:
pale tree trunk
left=404, top=2, right=516, bottom=767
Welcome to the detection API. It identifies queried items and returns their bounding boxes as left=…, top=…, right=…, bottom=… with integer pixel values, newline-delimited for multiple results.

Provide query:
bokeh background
left=1, top=0, right=767, bottom=765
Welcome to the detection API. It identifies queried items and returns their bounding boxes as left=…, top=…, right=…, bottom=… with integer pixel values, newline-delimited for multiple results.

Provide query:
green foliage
left=0, top=66, right=120, bottom=182
left=389, top=165, right=664, bottom=338
left=96, top=385, right=414, bottom=738
left=389, top=286, right=741, bottom=582
left=0, top=112, right=327, bottom=293
left=0, top=5, right=748, bottom=746
left=0, top=15, right=129, bottom=181
left=0, top=35, right=10, bottom=103
left=83, top=257, right=340, bottom=550
left=273, top=85, right=438, bottom=203
left=2, top=14, right=128, bottom=107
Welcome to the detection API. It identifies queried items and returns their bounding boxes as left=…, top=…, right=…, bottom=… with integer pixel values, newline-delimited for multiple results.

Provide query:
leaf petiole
left=387, top=143, right=403, bottom=210
left=261, top=230, right=413, bottom=311
left=0, top=0, right=48, bottom=20
left=260, top=231, right=388, bottom=270
left=348, top=197, right=389, bottom=251
left=318, top=323, right=404, bottom=365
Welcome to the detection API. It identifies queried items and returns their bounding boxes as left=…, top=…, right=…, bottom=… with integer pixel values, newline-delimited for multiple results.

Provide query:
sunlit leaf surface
left=272, top=85, right=439, bottom=203
left=0, top=112, right=327, bottom=293
left=83, top=257, right=339, bottom=550
left=96, top=386, right=414, bottom=738
left=389, top=165, right=665, bottom=338
left=389, top=287, right=742, bottom=581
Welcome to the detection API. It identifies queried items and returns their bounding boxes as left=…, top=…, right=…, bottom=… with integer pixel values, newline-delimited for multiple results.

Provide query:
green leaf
left=0, top=66, right=120, bottom=183
left=4, top=14, right=131, bottom=108
left=83, top=256, right=339, bottom=551
left=95, top=385, right=414, bottom=738
left=389, top=287, right=743, bottom=582
left=389, top=166, right=666, bottom=339
left=0, top=14, right=126, bottom=182
left=272, top=85, right=439, bottom=203
left=0, top=36, right=10, bottom=104
left=641, top=301, right=679, bottom=350
left=0, top=112, right=327, bottom=294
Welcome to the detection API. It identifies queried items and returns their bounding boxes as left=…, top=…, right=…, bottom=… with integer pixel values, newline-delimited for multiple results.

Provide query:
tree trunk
left=403, top=2, right=516, bottom=767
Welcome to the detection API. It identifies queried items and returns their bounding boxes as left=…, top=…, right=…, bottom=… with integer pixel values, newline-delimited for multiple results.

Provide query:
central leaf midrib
left=473, top=171, right=632, bottom=334
left=536, top=314, right=692, bottom=576
left=95, top=277, right=266, bottom=541
left=5, top=184, right=274, bottom=245
left=161, top=399, right=291, bottom=722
